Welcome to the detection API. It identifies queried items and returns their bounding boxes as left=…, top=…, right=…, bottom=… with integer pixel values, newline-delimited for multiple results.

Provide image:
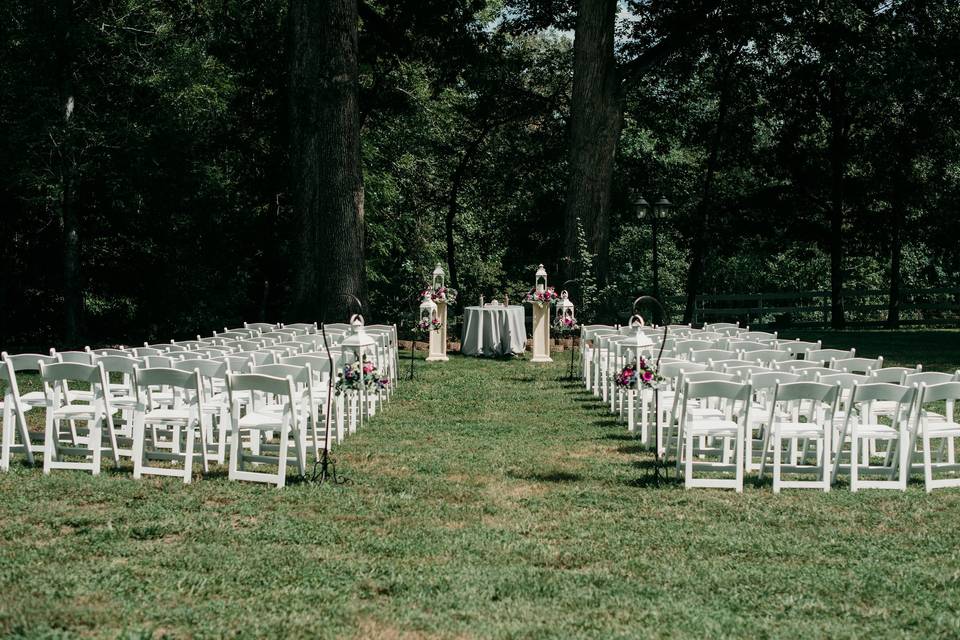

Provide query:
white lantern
left=432, top=263, right=445, bottom=292
left=557, top=290, right=575, bottom=325
left=535, top=264, right=547, bottom=293
left=419, top=291, right=439, bottom=330
left=629, top=314, right=654, bottom=351
left=340, top=313, right=377, bottom=362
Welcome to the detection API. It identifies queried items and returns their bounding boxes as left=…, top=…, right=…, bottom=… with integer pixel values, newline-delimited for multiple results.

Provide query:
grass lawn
left=2, top=331, right=960, bottom=638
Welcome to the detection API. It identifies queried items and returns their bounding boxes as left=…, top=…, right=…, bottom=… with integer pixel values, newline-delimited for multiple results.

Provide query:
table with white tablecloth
left=461, top=305, right=527, bottom=357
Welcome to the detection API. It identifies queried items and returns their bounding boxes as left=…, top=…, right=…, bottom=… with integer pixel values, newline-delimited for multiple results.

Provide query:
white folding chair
left=674, top=380, right=752, bottom=492
left=914, top=382, right=960, bottom=492
left=132, top=367, right=209, bottom=483
left=40, top=361, right=119, bottom=475
left=1, top=359, right=33, bottom=470
left=832, top=382, right=916, bottom=491
left=758, top=382, right=839, bottom=493
left=176, top=359, right=230, bottom=464
left=226, top=372, right=306, bottom=488
left=831, top=356, right=883, bottom=374
left=805, top=348, right=855, bottom=365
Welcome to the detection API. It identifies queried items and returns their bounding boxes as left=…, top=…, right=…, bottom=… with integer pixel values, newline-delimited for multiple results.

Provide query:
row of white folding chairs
left=20, top=326, right=396, bottom=437
left=0, top=348, right=386, bottom=486
left=1, top=358, right=325, bottom=486
left=1, top=321, right=399, bottom=485
left=610, top=352, right=959, bottom=492
left=663, top=373, right=960, bottom=493
left=582, top=326, right=862, bottom=423
left=620, top=353, right=890, bottom=449
left=579, top=324, right=960, bottom=491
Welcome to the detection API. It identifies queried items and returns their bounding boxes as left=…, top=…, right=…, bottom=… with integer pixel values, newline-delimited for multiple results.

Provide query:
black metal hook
left=631, top=295, right=670, bottom=368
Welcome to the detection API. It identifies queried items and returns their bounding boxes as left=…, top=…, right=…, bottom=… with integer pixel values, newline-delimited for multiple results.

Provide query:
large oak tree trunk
left=289, top=0, right=365, bottom=324
left=56, top=0, right=80, bottom=345
left=563, top=0, right=621, bottom=286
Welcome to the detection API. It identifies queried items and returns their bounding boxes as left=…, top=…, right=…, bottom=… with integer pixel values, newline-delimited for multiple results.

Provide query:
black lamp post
left=633, top=194, right=671, bottom=324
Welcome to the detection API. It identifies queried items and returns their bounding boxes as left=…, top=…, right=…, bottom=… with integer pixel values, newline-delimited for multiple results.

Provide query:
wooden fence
left=662, top=288, right=960, bottom=329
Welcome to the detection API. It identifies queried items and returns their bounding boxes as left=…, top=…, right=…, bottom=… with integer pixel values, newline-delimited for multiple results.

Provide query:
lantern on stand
left=557, top=290, right=575, bottom=327
left=426, top=263, right=449, bottom=362
left=535, top=264, right=548, bottom=293
left=624, top=314, right=655, bottom=437
left=339, top=314, right=377, bottom=432
left=556, top=290, right=577, bottom=379
left=528, top=264, right=553, bottom=363
left=419, top=292, right=439, bottom=333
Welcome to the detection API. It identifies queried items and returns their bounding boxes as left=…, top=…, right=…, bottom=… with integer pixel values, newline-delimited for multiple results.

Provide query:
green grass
left=2, top=332, right=960, bottom=638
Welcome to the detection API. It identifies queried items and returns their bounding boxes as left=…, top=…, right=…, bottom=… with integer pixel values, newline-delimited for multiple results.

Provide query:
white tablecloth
left=461, top=305, right=527, bottom=357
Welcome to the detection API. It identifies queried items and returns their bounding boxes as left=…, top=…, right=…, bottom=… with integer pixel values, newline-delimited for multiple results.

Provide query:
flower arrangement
left=423, top=285, right=458, bottom=305
left=335, top=358, right=390, bottom=395
left=553, top=314, right=578, bottom=334
left=525, top=287, right=559, bottom=307
left=614, top=357, right=664, bottom=390
left=414, top=316, right=443, bottom=334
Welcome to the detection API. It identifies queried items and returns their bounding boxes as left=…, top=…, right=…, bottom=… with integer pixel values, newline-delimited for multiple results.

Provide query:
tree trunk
left=563, top=0, right=621, bottom=286
left=886, top=193, right=903, bottom=329
left=56, top=0, right=80, bottom=346
left=683, top=51, right=738, bottom=324
left=827, top=72, right=847, bottom=329
left=445, top=130, right=487, bottom=292
left=288, top=0, right=365, bottom=324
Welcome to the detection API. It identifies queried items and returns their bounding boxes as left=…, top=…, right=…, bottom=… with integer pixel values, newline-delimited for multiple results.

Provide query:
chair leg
left=91, top=418, right=102, bottom=476
left=735, top=427, right=744, bottom=493
left=822, top=429, right=831, bottom=492
left=43, top=412, right=55, bottom=475
left=922, top=432, right=934, bottom=493
left=228, top=421, right=242, bottom=481
left=132, top=415, right=145, bottom=480
left=1, top=403, right=12, bottom=472
left=183, top=427, right=195, bottom=484
left=276, top=420, right=290, bottom=489
left=850, top=429, right=859, bottom=492
left=772, top=428, right=782, bottom=494
left=898, top=430, right=909, bottom=491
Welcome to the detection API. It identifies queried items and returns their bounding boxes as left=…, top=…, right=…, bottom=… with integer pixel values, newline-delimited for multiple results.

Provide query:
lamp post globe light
left=632, top=193, right=671, bottom=324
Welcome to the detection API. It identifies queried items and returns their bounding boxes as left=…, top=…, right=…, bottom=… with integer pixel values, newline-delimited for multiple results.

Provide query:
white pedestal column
left=426, top=301, right=449, bottom=362
left=530, top=303, right=552, bottom=363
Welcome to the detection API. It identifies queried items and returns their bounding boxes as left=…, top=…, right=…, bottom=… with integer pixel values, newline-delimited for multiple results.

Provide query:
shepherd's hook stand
left=633, top=295, right=670, bottom=486
left=304, top=293, right=363, bottom=486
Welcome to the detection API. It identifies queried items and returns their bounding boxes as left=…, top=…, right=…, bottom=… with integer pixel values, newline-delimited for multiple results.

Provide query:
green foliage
left=571, top=217, right=598, bottom=323
left=1, top=0, right=958, bottom=352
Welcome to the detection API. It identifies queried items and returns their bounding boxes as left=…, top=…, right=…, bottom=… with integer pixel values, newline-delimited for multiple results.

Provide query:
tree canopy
left=1, top=0, right=958, bottom=349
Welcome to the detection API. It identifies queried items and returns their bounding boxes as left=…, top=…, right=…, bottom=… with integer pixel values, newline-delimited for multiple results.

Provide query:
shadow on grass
left=623, top=472, right=681, bottom=489
left=602, top=433, right=640, bottom=442
left=616, top=444, right=649, bottom=455
left=507, top=469, right=583, bottom=483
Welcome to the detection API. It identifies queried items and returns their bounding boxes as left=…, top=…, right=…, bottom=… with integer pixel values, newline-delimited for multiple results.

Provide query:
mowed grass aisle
left=2, top=344, right=960, bottom=638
